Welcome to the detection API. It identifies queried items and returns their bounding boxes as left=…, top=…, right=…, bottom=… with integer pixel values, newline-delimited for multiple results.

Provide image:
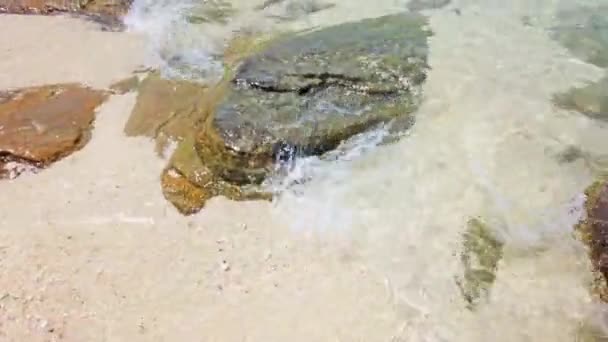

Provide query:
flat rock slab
left=0, top=84, right=107, bottom=179
left=199, top=13, right=430, bottom=184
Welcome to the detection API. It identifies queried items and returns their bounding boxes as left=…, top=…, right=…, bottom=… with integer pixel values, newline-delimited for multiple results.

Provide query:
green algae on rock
left=198, top=13, right=430, bottom=186
left=553, top=77, right=608, bottom=122
left=455, top=218, right=504, bottom=310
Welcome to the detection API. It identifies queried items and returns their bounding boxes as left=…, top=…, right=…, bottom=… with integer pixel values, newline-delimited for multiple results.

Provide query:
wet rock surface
left=455, top=218, right=504, bottom=310
left=577, top=181, right=608, bottom=302
left=0, top=84, right=107, bottom=179
left=0, top=0, right=133, bottom=30
left=124, top=72, right=211, bottom=154
left=198, top=13, right=429, bottom=186
left=139, top=13, right=430, bottom=214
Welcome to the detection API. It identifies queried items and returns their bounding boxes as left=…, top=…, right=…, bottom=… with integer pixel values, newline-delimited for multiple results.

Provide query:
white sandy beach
left=1, top=0, right=608, bottom=341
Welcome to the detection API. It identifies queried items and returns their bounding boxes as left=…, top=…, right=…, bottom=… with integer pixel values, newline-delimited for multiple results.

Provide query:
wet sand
left=1, top=0, right=608, bottom=340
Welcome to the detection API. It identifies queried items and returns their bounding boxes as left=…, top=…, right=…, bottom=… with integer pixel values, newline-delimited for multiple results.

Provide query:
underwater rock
left=577, top=181, right=608, bottom=302
left=406, top=0, right=450, bottom=12
left=154, top=13, right=430, bottom=214
left=455, top=218, right=504, bottom=310
left=551, top=5, right=608, bottom=68
left=124, top=72, right=212, bottom=154
left=0, top=84, right=107, bottom=179
left=196, top=13, right=430, bottom=186
left=554, top=77, right=608, bottom=122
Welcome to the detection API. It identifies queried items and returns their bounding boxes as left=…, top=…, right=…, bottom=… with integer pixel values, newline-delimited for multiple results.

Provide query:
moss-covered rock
left=455, top=218, right=504, bottom=310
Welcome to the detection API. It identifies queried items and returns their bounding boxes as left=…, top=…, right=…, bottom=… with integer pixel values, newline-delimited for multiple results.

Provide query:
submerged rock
left=197, top=13, right=430, bottom=185
left=0, top=84, right=107, bottom=179
left=551, top=5, right=608, bottom=69
left=554, top=77, right=608, bottom=122
left=148, top=13, right=430, bottom=214
left=455, top=218, right=504, bottom=310
left=577, top=181, right=608, bottom=301
left=124, top=72, right=212, bottom=155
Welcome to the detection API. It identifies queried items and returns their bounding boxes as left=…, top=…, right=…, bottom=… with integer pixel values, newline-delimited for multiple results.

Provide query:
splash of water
left=124, top=0, right=225, bottom=82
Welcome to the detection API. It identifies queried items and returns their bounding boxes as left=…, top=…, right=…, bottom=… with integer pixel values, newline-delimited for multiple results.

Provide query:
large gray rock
left=197, top=13, right=431, bottom=184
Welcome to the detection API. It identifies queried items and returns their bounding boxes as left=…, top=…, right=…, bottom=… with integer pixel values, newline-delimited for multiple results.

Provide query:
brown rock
left=577, top=181, right=608, bottom=301
left=124, top=72, right=214, bottom=155
left=0, top=0, right=133, bottom=30
left=0, top=0, right=131, bottom=15
left=0, top=83, right=107, bottom=179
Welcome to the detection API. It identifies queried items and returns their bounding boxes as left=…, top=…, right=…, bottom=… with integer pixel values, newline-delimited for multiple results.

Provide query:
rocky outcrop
left=577, top=181, right=608, bottom=301
left=0, top=84, right=107, bottom=179
left=140, top=13, right=430, bottom=214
